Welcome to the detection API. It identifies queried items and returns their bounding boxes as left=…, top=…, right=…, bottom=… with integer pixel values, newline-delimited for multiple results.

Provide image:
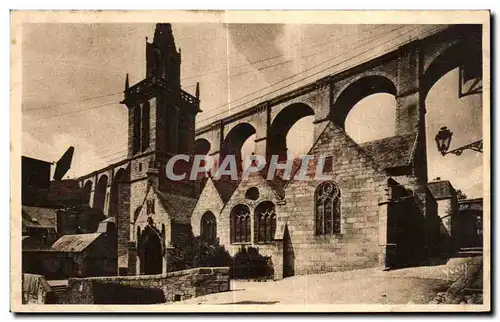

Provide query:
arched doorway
left=139, top=227, right=163, bottom=275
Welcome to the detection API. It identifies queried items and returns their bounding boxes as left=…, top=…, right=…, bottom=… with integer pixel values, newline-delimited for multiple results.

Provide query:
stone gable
left=190, top=178, right=225, bottom=237
left=216, top=173, right=287, bottom=258
left=132, top=182, right=172, bottom=246
left=283, top=121, right=390, bottom=274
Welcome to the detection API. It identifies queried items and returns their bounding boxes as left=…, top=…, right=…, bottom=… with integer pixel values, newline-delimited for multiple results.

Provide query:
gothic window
left=201, top=211, right=217, bottom=245
left=254, top=201, right=277, bottom=243
left=133, top=105, right=141, bottom=154
left=141, top=101, right=150, bottom=151
left=315, top=181, right=341, bottom=235
left=231, top=204, right=251, bottom=243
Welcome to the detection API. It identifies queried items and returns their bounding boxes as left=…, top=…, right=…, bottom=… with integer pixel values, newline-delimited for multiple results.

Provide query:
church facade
left=76, top=23, right=480, bottom=279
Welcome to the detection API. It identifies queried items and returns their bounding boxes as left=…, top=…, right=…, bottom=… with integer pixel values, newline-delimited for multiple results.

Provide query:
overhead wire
left=195, top=25, right=443, bottom=125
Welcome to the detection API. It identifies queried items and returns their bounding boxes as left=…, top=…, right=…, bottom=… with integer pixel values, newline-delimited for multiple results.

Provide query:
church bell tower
left=121, top=23, right=201, bottom=194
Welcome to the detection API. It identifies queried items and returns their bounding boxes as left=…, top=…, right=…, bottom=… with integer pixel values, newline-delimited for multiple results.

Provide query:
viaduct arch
left=194, top=25, right=482, bottom=183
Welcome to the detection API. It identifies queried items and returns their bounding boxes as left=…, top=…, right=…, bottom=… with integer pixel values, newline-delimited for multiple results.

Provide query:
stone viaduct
left=77, top=24, right=482, bottom=217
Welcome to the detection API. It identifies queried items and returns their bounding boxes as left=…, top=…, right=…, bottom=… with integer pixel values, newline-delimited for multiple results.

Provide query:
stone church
left=76, top=23, right=479, bottom=279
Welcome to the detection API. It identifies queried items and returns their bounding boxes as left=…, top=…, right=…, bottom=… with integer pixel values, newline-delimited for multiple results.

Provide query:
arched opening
left=108, top=168, right=128, bottom=218
left=422, top=33, right=481, bottom=102
left=194, top=138, right=211, bottom=156
left=200, top=211, right=217, bottom=245
left=93, top=175, right=108, bottom=213
left=220, top=123, right=256, bottom=175
left=230, top=204, right=251, bottom=243
left=178, top=111, right=189, bottom=154
left=344, top=93, right=397, bottom=143
left=133, top=105, right=141, bottom=154
left=254, top=201, right=276, bottom=243
left=165, top=106, right=178, bottom=153
left=332, top=75, right=397, bottom=131
left=422, top=29, right=482, bottom=199
left=83, top=181, right=92, bottom=205
left=141, top=101, right=150, bottom=152
left=139, top=227, right=163, bottom=275
left=425, top=68, right=482, bottom=198
left=268, top=103, right=315, bottom=161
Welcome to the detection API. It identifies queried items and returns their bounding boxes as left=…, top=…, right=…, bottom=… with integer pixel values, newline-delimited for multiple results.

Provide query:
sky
left=21, top=23, right=483, bottom=198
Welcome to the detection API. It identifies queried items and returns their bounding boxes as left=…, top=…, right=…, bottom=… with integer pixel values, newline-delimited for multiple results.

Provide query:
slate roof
left=360, top=133, right=417, bottom=170
left=155, top=188, right=198, bottom=224
left=427, top=180, right=455, bottom=200
left=51, top=233, right=102, bottom=252
left=22, top=206, right=58, bottom=229
left=459, top=198, right=483, bottom=212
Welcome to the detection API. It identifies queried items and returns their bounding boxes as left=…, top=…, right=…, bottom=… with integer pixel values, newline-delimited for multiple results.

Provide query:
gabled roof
left=154, top=187, right=197, bottom=224
left=22, top=206, right=58, bottom=229
left=427, top=180, right=456, bottom=200
left=359, top=133, right=417, bottom=170
left=51, top=233, right=102, bottom=252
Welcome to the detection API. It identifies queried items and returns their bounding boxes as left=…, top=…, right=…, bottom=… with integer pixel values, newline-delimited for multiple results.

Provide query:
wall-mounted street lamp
left=435, top=126, right=483, bottom=156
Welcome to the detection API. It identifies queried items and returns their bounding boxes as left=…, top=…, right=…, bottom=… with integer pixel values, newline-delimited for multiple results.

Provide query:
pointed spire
left=125, top=73, right=130, bottom=91
left=153, top=23, right=176, bottom=50
left=195, top=82, right=200, bottom=99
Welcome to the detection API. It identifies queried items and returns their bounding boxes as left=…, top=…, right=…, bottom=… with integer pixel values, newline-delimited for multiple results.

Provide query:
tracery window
left=231, top=204, right=251, bottom=243
left=254, top=201, right=277, bottom=243
left=315, top=181, right=341, bottom=235
left=201, top=211, right=217, bottom=245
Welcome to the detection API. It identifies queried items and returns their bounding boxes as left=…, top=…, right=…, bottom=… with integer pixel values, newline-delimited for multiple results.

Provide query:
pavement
left=175, top=255, right=482, bottom=305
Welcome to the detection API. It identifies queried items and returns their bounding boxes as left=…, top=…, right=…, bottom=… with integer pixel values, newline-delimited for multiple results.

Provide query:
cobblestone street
left=176, top=255, right=483, bottom=305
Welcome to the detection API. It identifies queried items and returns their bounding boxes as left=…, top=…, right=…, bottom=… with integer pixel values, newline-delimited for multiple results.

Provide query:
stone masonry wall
left=58, top=267, right=230, bottom=304
left=217, top=173, right=286, bottom=257
left=190, top=178, right=225, bottom=237
left=117, top=181, right=131, bottom=270
left=284, top=122, right=389, bottom=275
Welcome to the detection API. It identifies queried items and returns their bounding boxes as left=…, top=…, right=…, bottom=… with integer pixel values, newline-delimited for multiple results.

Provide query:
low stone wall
left=58, top=267, right=230, bottom=304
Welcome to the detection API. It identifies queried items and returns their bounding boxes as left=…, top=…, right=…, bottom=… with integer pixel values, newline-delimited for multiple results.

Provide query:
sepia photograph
left=10, top=10, right=490, bottom=312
